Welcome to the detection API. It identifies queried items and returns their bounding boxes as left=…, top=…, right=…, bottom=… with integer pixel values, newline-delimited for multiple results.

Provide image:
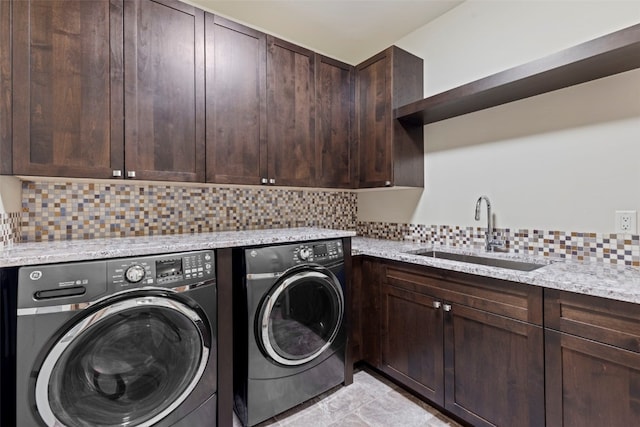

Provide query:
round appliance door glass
left=260, top=269, right=344, bottom=366
left=35, top=295, right=210, bottom=427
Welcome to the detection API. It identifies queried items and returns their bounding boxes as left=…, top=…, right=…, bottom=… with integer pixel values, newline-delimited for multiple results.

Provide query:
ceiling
left=191, top=0, right=465, bottom=64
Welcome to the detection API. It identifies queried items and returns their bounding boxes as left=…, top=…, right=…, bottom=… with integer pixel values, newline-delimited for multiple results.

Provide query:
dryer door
left=35, top=294, right=210, bottom=427
left=258, top=266, right=344, bottom=366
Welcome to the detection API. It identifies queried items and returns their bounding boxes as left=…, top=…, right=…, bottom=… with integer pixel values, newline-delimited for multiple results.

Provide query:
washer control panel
left=293, top=240, right=343, bottom=264
left=107, top=250, right=215, bottom=290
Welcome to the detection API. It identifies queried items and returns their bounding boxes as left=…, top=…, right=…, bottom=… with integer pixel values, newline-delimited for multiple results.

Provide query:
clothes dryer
left=234, top=239, right=347, bottom=426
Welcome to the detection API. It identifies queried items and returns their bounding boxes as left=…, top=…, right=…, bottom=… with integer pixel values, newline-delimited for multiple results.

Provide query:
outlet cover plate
left=615, top=210, right=637, bottom=234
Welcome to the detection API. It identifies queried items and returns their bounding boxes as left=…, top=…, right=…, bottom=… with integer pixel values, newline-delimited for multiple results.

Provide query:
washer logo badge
left=29, top=271, right=43, bottom=281
left=250, top=250, right=258, bottom=258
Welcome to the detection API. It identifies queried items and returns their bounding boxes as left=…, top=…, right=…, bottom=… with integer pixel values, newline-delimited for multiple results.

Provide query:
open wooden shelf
left=395, top=23, right=640, bottom=125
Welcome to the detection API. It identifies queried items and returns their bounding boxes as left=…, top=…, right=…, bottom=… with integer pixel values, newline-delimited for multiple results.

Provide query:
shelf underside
left=395, top=23, right=640, bottom=126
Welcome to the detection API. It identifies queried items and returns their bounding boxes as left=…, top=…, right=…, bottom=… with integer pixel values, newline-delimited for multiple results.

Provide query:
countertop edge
left=0, top=228, right=356, bottom=267
left=351, top=237, right=640, bottom=305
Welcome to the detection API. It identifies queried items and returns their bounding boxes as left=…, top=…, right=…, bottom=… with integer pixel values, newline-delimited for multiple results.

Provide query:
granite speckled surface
left=0, top=228, right=355, bottom=267
left=352, top=237, right=640, bottom=305
left=3, top=230, right=639, bottom=305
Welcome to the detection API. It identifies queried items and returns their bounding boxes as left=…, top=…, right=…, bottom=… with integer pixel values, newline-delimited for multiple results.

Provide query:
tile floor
left=232, top=368, right=464, bottom=427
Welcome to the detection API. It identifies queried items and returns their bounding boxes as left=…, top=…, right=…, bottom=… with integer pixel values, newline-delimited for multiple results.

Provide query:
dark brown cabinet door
left=266, top=36, right=315, bottom=187
left=205, top=15, right=266, bottom=185
left=544, top=289, right=640, bottom=427
left=0, top=0, right=12, bottom=174
left=356, top=46, right=423, bottom=188
left=545, top=330, right=640, bottom=427
left=356, top=52, right=391, bottom=188
left=10, top=0, right=124, bottom=178
left=315, top=55, right=355, bottom=188
left=124, top=0, right=204, bottom=182
left=381, top=282, right=444, bottom=405
left=376, top=261, right=544, bottom=426
left=443, top=304, right=545, bottom=427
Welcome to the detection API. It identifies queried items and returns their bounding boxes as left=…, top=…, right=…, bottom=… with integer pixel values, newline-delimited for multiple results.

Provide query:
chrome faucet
left=474, top=196, right=504, bottom=252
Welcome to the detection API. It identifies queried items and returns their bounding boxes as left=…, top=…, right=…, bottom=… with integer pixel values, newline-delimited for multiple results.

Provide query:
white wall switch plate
left=615, top=210, right=637, bottom=234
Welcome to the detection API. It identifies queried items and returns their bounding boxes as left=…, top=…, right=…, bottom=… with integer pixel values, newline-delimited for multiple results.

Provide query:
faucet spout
left=475, top=196, right=501, bottom=252
left=475, top=196, right=491, bottom=223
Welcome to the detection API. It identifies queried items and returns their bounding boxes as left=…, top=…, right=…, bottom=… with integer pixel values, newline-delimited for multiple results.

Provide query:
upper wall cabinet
left=356, top=46, right=424, bottom=188
left=205, top=15, right=267, bottom=185
left=4, top=0, right=205, bottom=182
left=124, top=0, right=205, bottom=182
left=1, top=1, right=13, bottom=173
left=315, top=55, right=356, bottom=188
left=266, top=36, right=316, bottom=187
left=1, top=0, right=356, bottom=187
left=7, top=0, right=124, bottom=178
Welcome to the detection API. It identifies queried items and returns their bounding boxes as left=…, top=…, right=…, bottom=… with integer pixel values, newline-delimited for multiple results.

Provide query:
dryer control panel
left=245, top=239, right=346, bottom=275
left=107, top=250, right=215, bottom=290
left=293, top=240, right=343, bottom=264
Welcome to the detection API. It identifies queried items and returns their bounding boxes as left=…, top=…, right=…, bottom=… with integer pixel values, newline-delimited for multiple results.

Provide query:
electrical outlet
left=615, top=210, right=637, bottom=234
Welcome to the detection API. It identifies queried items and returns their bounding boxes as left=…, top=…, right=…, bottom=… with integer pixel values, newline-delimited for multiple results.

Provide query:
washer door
left=35, top=293, right=210, bottom=427
left=258, top=266, right=344, bottom=366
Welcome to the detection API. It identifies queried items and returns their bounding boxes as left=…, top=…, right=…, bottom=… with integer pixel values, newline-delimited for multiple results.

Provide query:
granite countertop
left=0, top=228, right=356, bottom=267
left=352, top=237, right=640, bottom=305
left=2, top=229, right=639, bottom=305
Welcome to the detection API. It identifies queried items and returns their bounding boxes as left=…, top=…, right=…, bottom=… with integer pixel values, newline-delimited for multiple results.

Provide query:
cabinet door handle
left=269, top=178, right=276, bottom=185
left=432, top=301, right=442, bottom=309
left=443, top=304, right=452, bottom=312
left=261, top=178, right=268, bottom=184
left=384, top=180, right=391, bottom=187
left=127, top=171, right=136, bottom=178
left=112, top=170, right=122, bottom=177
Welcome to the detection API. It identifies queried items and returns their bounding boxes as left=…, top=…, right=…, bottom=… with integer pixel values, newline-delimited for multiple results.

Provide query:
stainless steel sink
left=409, top=250, right=548, bottom=271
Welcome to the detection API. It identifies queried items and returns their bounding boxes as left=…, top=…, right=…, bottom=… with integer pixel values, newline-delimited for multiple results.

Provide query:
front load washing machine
left=16, top=250, right=217, bottom=427
left=234, top=239, right=347, bottom=426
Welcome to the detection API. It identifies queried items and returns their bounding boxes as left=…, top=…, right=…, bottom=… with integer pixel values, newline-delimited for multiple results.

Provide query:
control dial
left=125, top=265, right=146, bottom=283
left=299, top=247, right=311, bottom=260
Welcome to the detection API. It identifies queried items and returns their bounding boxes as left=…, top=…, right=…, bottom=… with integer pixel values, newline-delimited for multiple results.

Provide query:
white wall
left=0, top=176, right=21, bottom=213
left=358, top=0, right=640, bottom=234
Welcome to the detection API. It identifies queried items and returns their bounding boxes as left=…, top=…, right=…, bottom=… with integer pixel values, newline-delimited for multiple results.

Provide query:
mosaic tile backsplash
left=21, top=181, right=357, bottom=241
left=357, top=221, right=640, bottom=267
left=0, top=212, right=21, bottom=247
left=8, top=180, right=640, bottom=266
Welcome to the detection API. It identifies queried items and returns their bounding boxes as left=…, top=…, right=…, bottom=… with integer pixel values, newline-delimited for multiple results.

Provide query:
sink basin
left=409, top=250, right=548, bottom=272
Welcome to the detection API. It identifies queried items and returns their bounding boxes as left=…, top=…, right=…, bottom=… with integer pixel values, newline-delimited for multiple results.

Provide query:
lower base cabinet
left=545, top=330, right=640, bottom=427
left=382, top=283, right=444, bottom=404
left=379, top=261, right=544, bottom=427
left=544, top=289, right=640, bottom=427
left=354, top=257, right=640, bottom=427
left=444, top=305, right=544, bottom=427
